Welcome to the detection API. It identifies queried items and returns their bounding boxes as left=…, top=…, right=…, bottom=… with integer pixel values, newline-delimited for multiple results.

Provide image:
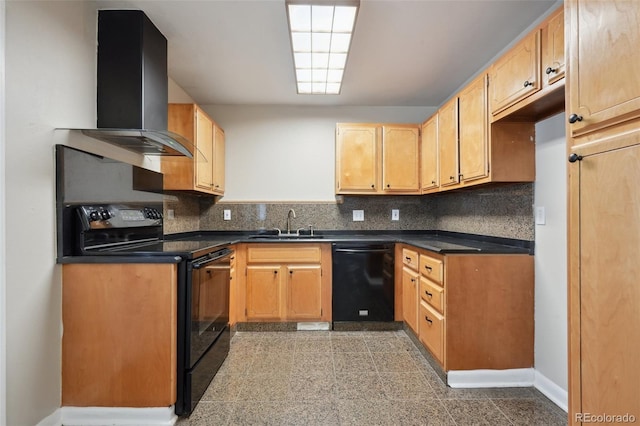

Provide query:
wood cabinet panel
left=247, top=245, right=322, bottom=263
left=541, top=7, right=564, bottom=87
left=246, top=265, right=282, bottom=320
left=286, top=265, right=323, bottom=320
left=419, top=300, right=444, bottom=365
left=420, top=276, right=444, bottom=314
left=438, top=97, right=459, bottom=187
left=62, top=263, right=177, bottom=407
left=382, top=126, right=420, bottom=191
left=213, top=125, right=225, bottom=193
left=569, top=143, right=640, bottom=422
left=336, top=124, right=380, bottom=193
left=402, top=267, right=419, bottom=334
left=459, top=74, right=488, bottom=182
left=419, top=254, right=443, bottom=284
left=195, top=108, right=213, bottom=190
left=490, top=31, right=540, bottom=115
left=421, top=114, right=439, bottom=192
left=567, top=0, right=640, bottom=138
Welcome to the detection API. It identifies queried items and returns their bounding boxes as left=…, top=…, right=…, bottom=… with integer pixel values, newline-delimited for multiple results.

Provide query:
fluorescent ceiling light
left=286, top=1, right=359, bottom=95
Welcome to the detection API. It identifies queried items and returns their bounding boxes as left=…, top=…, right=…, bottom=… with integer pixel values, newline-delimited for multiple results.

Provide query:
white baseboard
left=534, top=370, right=568, bottom=412
left=447, top=368, right=535, bottom=388
left=37, top=409, right=62, bottom=426
left=60, top=406, right=177, bottom=426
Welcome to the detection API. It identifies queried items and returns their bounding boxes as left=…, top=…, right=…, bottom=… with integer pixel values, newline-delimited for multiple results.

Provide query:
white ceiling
left=96, top=0, right=559, bottom=107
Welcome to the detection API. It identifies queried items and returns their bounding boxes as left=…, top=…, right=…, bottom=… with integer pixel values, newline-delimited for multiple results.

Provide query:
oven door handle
left=191, top=250, right=233, bottom=269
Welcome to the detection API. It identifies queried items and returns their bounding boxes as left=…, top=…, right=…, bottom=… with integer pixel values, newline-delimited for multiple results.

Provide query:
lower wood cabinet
left=61, top=263, right=177, bottom=407
left=237, top=243, right=331, bottom=322
left=398, top=244, right=534, bottom=372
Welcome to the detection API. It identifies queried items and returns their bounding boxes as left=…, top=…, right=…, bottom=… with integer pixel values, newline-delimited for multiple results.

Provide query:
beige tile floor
left=177, top=330, right=567, bottom=425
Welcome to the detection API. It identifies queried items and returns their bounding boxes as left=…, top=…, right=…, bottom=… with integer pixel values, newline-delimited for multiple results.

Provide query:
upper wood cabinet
left=567, top=0, right=640, bottom=138
left=335, top=124, right=380, bottom=193
left=336, top=123, right=420, bottom=195
left=438, top=98, right=459, bottom=188
left=541, top=7, right=564, bottom=87
left=162, top=103, right=225, bottom=196
left=420, top=114, right=439, bottom=193
left=458, top=74, right=489, bottom=183
left=489, top=31, right=541, bottom=116
left=382, top=125, right=420, bottom=192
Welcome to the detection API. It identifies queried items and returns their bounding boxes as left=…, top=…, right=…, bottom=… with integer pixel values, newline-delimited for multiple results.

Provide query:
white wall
left=0, top=1, right=6, bottom=424
left=534, top=112, right=568, bottom=405
left=5, top=2, right=98, bottom=424
left=204, top=105, right=435, bottom=201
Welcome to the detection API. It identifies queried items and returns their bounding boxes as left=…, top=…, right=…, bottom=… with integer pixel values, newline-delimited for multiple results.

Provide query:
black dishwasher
left=332, top=242, right=395, bottom=322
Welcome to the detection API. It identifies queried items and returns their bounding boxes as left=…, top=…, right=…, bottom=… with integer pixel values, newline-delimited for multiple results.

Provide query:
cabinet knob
left=568, top=114, right=583, bottom=124
left=568, top=153, right=583, bottom=163
left=410, top=278, right=415, bottom=283
left=523, top=80, right=534, bottom=88
left=274, top=270, right=278, bottom=274
left=371, top=184, right=375, bottom=188
left=431, top=180, right=436, bottom=185
left=425, top=290, right=433, bottom=297
left=545, top=66, right=557, bottom=75
left=289, top=270, right=293, bottom=274
left=386, top=184, right=390, bottom=188
left=449, top=176, right=455, bottom=180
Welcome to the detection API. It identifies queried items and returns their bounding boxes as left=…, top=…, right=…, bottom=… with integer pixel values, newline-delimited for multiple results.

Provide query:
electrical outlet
left=391, top=209, right=400, bottom=221
left=353, top=210, right=364, bottom=222
left=223, top=209, right=231, bottom=221
left=535, top=206, right=546, bottom=225
left=167, top=209, right=175, bottom=220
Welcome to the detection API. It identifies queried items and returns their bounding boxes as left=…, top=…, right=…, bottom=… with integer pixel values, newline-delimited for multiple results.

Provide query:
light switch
left=223, top=209, right=231, bottom=221
left=535, top=206, right=546, bottom=225
left=391, top=209, right=400, bottom=221
left=353, top=210, right=364, bottom=222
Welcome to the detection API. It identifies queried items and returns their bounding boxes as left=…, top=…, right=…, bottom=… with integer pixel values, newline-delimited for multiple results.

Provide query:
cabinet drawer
left=419, top=301, right=444, bottom=364
left=247, top=245, right=321, bottom=263
left=420, top=254, right=443, bottom=284
left=402, top=248, right=419, bottom=271
left=420, top=276, right=444, bottom=313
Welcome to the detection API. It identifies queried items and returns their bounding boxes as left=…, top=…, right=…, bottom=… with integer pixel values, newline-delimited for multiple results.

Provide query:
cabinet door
left=490, top=31, right=540, bottom=115
left=458, top=74, right=488, bottom=183
left=382, top=126, right=420, bottom=192
left=336, top=124, right=380, bottom=193
left=567, top=0, right=640, bottom=137
left=541, top=7, right=564, bottom=87
left=421, top=115, right=439, bottom=192
left=286, top=265, right=322, bottom=320
left=212, top=125, right=225, bottom=194
left=419, top=300, right=444, bottom=365
left=402, top=267, right=419, bottom=334
left=569, top=143, right=640, bottom=421
left=195, top=108, right=213, bottom=191
left=246, top=265, right=282, bottom=320
left=438, top=97, right=459, bottom=187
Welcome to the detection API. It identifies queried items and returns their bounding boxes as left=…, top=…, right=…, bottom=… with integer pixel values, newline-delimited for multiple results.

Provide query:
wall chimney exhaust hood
left=76, top=10, right=194, bottom=158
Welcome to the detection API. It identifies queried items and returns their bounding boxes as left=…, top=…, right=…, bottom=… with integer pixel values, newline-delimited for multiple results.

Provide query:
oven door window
left=190, top=258, right=230, bottom=365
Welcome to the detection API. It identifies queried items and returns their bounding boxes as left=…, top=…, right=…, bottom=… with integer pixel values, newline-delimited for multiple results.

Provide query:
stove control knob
left=100, top=210, right=111, bottom=220
left=89, top=211, right=100, bottom=221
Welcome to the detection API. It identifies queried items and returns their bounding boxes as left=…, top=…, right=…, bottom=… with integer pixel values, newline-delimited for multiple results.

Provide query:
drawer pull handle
left=425, top=316, right=432, bottom=324
left=424, top=265, right=432, bottom=271
left=405, top=257, right=411, bottom=262
left=425, top=290, right=433, bottom=297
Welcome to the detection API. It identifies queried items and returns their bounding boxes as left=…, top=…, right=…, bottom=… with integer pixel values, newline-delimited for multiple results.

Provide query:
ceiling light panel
left=287, top=1, right=359, bottom=95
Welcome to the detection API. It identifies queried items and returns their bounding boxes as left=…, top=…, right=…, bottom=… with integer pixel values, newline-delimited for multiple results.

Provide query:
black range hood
left=80, top=10, right=193, bottom=158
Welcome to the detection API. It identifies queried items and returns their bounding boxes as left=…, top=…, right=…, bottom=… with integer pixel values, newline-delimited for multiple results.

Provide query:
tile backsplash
left=164, top=183, right=534, bottom=241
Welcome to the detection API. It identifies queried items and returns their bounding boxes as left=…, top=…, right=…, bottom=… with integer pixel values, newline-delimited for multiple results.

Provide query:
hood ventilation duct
left=77, top=10, right=193, bottom=158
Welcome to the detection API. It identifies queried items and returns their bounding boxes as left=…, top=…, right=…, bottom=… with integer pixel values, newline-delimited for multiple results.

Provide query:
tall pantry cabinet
left=566, top=0, right=640, bottom=424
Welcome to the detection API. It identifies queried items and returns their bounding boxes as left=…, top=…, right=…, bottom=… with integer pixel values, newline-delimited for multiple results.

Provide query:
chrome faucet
left=286, top=208, right=296, bottom=234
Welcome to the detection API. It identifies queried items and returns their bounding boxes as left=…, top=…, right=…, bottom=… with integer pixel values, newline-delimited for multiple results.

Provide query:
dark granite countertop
left=166, top=230, right=534, bottom=255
